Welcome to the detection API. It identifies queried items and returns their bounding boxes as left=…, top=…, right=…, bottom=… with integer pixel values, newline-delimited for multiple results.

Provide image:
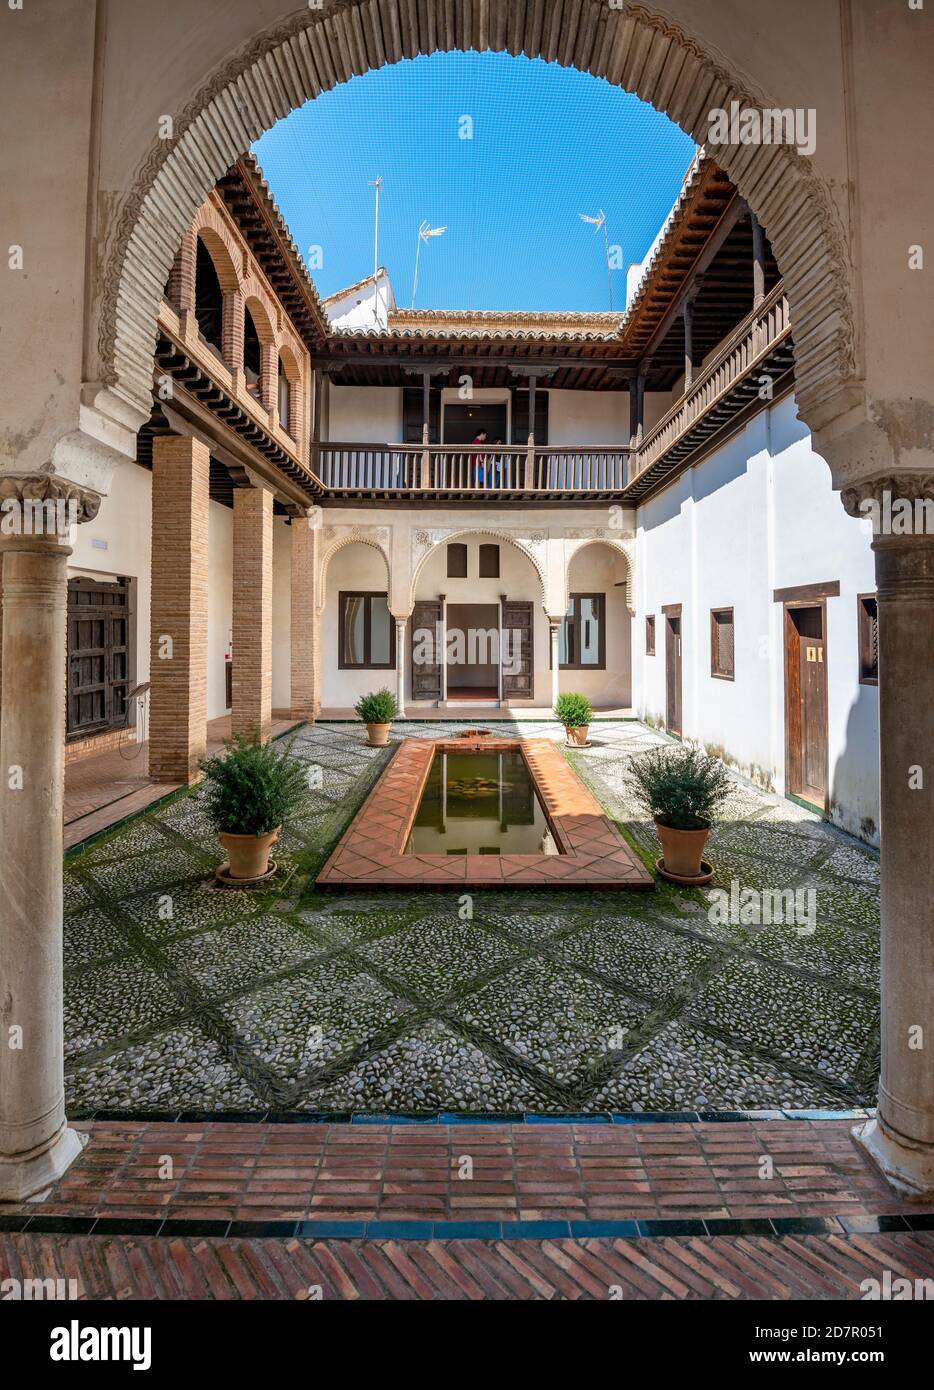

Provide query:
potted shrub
left=627, top=743, right=732, bottom=882
left=554, top=691, right=593, bottom=747
left=200, top=734, right=308, bottom=880
left=354, top=687, right=398, bottom=746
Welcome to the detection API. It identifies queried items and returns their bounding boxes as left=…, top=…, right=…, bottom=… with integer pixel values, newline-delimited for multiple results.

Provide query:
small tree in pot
left=354, top=687, right=398, bottom=746
left=200, top=734, right=308, bottom=880
left=627, top=743, right=732, bottom=882
left=554, top=692, right=593, bottom=747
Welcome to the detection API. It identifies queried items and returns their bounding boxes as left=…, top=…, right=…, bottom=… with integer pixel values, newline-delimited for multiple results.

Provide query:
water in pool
left=406, top=750, right=559, bottom=856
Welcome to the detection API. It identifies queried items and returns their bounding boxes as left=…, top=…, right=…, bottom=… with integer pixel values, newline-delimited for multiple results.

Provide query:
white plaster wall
left=325, top=274, right=393, bottom=330
left=547, top=390, right=627, bottom=446
left=327, top=385, right=402, bottom=442
left=565, top=544, right=632, bottom=707
left=321, top=542, right=393, bottom=708
left=634, top=392, right=879, bottom=842
left=207, top=500, right=232, bottom=722
left=272, top=518, right=292, bottom=711
left=68, top=458, right=153, bottom=695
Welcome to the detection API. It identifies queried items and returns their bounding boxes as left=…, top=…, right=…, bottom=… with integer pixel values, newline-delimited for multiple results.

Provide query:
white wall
left=321, top=542, right=394, bottom=708
left=634, top=392, right=879, bottom=842
left=547, top=390, right=627, bottom=446
left=325, top=273, right=393, bottom=330
left=566, top=544, right=632, bottom=707
left=207, top=500, right=232, bottom=722
left=327, top=385, right=401, bottom=442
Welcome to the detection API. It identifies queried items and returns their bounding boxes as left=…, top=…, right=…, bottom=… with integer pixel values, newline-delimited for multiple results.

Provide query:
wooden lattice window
left=711, top=607, right=735, bottom=680
left=858, top=594, right=879, bottom=685
left=645, top=614, right=656, bottom=655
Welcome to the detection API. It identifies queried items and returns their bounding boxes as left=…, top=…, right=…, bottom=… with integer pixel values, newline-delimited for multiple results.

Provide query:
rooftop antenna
left=411, top=220, right=446, bottom=310
left=579, top=209, right=614, bottom=312
left=368, top=176, right=383, bottom=280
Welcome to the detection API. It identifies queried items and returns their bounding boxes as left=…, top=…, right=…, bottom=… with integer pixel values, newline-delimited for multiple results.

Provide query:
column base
left=853, top=1116, right=934, bottom=1202
left=0, top=1124, right=86, bottom=1204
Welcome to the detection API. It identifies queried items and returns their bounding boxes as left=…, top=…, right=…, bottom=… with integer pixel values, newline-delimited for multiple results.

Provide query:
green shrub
left=627, top=743, right=732, bottom=831
left=554, top=692, right=593, bottom=728
left=354, top=688, right=398, bottom=724
left=199, top=734, right=308, bottom=836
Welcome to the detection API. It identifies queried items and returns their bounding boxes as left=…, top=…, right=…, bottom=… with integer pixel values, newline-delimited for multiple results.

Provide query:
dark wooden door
left=665, top=612, right=682, bottom=735
left=785, top=604, right=828, bottom=808
left=410, top=599, right=443, bottom=702
left=67, top=577, right=132, bottom=737
left=501, top=599, right=534, bottom=699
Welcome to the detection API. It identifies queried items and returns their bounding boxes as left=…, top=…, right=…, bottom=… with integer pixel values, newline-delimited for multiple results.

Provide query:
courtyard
left=62, top=720, right=881, bottom=1119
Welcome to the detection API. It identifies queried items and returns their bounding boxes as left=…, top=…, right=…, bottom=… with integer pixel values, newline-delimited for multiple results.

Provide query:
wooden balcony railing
left=631, top=284, right=792, bottom=482
left=313, top=443, right=630, bottom=496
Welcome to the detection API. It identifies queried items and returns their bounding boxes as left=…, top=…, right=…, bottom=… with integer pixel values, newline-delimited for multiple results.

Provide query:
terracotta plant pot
left=218, top=827, right=280, bottom=880
left=565, top=724, right=590, bottom=747
left=366, top=722, right=391, bottom=747
left=655, top=821, right=710, bottom=879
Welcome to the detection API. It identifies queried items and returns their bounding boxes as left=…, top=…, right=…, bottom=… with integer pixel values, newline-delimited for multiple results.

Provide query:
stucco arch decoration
left=317, top=526, right=392, bottom=614
left=100, top=0, right=857, bottom=438
left=410, top=526, right=548, bottom=610
left=565, top=534, right=636, bottom=614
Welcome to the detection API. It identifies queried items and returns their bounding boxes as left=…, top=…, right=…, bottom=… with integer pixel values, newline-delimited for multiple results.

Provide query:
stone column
left=393, top=615, right=407, bottom=717
left=549, top=618, right=562, bottom=712
left=290, top=508, right=320, bottom=721
left=232, top=486, right=274, bottom=742
left=149, top=434, right=210, bottom=784
left=0, top=477, right=101, bottom=1200
left=844, top=480, right=934, bottom=1198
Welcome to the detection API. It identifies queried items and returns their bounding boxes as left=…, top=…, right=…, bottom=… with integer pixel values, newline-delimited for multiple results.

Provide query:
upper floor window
left=559, top=593, right=605, bottom=670
left=447, top=543, right=468, bottom=578
left=858, top=594, right=879, bottom=684
left=339, top=592, right=395, bottom=670
left=278, top=358, right=291, bottom=434
left=244, top=305, right=262, bottom=398
left=194, top=238, right=223, bottom=355
left=710, top=607, right=735, bottom=680
left=479, top=544, right=500, bottom=578
left=645, top=614, right=656, bottom=655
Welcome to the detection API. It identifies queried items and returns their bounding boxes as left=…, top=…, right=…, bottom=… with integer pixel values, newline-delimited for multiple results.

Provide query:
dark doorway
left=784, top=603, right=828, bottom=810
left=664, top=606, right=682, bottom=736
left=446, top=602, right=500, bottom=700
left=443, top=402, right=508, bottom=445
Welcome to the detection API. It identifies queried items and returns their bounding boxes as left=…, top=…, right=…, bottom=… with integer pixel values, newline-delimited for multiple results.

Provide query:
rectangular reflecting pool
left=406, top=750, right=559, bottom=856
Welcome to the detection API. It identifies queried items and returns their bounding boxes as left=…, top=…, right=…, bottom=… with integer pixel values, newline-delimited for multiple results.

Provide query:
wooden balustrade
left=312, top=443, right=630, bottom=495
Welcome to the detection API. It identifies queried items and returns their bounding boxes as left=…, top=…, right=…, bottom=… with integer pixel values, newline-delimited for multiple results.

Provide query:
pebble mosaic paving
left=62, top=719, right=881, bottom=1115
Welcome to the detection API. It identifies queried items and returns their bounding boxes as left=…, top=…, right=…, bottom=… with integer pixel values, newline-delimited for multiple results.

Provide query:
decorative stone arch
left=100, top=0, right=858, bottom=436
left=190, top=204, right=242, bottom=293
left=317, top=527, right=392, bottom=615
left=410, top=526, right=548, bottom=611
left=565, top=535, right=636, bottom=615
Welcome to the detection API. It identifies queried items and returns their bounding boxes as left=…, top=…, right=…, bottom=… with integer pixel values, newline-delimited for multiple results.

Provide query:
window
left=447, top=543, right=468, bottom=578
left=479, top=543, right=500, bottom=579
left=559, top=594, right=605, bottom=670
left=244, top=305, right=262, bottom=397
left=710, top=607, right=735, bottom=680
left=858, top=594, right=879, bottom=684
left=339, top=592, right=395, bottom=669
left=645, top=614, right=656, bottom=655
left=277, top=358, right=290, bottom=433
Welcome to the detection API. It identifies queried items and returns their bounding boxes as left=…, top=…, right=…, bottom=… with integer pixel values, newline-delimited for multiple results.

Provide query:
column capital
left=0, top=472, right=101, bottom=545
left=840, top=472, right=934, bottom=522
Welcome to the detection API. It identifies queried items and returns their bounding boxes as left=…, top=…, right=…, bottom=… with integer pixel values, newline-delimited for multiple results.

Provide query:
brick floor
left=4, top=1119, right=930, bottom=1226
left=318, top=736, right=655, bottom=888
left=3, top=1229, right=932, bottom=1300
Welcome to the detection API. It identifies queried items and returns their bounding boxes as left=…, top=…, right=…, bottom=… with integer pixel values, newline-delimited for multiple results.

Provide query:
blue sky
left=253, top=51, right=696, bottom=313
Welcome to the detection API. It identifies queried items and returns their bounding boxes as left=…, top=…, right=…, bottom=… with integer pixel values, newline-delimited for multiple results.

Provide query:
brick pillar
left=232, top=486, right=273, bottom=742
left=149, top=435, right=210, bottom=783
left=290, top=512, right=319, bottom=720
left=167, top=226, right=197, bottom=316
left=260, top=341, right=278, bottom=415
left=222, top=288, right=244, bottom=374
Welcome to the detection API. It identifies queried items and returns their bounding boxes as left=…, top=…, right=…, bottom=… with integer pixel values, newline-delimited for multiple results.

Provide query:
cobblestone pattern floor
left=61, top=720, right=881, bottom=1114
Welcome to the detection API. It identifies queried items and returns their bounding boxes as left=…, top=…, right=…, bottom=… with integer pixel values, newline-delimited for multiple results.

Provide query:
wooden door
left=784, top=604, right=828, bottom=809
left=501, top=599, right=534, bottom=699
left=410, top=599, right=443, bottom=702
left=67, top=577, right=131, bottom=737
left=665, top=610, right=682, bottom=736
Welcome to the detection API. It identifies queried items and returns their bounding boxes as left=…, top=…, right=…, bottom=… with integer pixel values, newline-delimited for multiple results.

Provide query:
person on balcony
left=470, top=430, right=489, bottom=486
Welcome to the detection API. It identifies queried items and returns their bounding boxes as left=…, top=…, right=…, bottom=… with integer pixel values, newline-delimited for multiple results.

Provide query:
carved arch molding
left=101, top=0, right=856, bottom=435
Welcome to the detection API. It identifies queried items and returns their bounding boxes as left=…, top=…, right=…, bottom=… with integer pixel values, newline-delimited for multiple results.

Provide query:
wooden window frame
left=710, top=606, right=735, bottom=681
left=645, top=613, right=656, bottom=656
left=446, top=543, right=468, bottom=579
left=478, top=543, right=500, bottom=579
left=559, top=592, right=606, bottom=671
left=857, top=592, right=879, bottom=686
left=338, top=591, right=396, bottom=671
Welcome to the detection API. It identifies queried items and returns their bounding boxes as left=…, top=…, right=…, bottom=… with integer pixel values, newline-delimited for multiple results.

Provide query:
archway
left=100, top=0, right=856, bottom=436
left=564, top=540, right=633, bottom=709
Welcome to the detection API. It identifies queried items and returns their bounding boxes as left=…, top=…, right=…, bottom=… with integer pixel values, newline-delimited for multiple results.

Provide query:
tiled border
left=68, top=1108, right=872, bottom=1125
left=317, top=737, right=655, bottom=889
left=3, top=1212, right=931, bottom=1242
